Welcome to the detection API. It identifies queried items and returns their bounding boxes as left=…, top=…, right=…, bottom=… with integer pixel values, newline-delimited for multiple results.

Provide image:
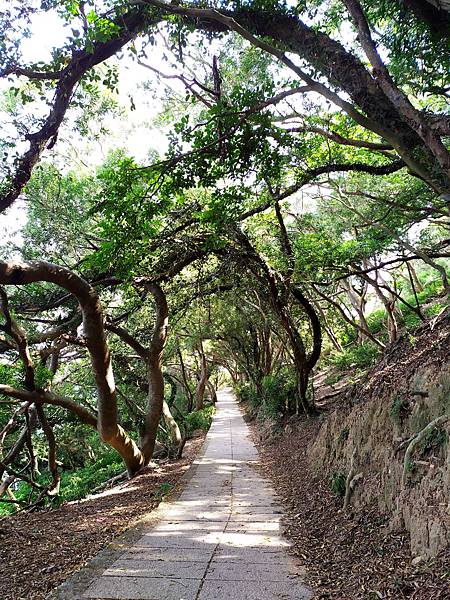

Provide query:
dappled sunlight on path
left=82, top=388, right=313, bottom=600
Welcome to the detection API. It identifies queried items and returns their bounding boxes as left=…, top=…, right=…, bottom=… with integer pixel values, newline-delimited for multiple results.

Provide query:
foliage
left=0, top=447, right=124, bottom=516
left=184, top=406, right=215, bottom=433
left=236, top=370, right=297, bottom=419
left=329, top=342, right=379, bottom=371
left=261, top=373, right=296, bottom=418
left=55, top=450, right=124, bottom=505
left=329, top=471, right=347, bottom=497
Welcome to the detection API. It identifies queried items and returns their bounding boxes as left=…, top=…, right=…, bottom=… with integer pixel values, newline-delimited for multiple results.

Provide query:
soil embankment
left=252, top=311, right=450, bottom=599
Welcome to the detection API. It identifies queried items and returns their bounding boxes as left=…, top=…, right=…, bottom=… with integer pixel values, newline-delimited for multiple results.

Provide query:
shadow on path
left=50, top=388, right=313, bottom=600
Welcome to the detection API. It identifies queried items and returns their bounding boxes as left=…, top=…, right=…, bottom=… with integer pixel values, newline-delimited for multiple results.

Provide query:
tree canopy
left=0, top=0, right=448, bottom=508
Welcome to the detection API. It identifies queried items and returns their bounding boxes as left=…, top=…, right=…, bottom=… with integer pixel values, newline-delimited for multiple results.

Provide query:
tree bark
left=340, top=279, right=371, bottom=344
left=206, top=379, right=217, bottom=404
left=195, top=341, right=208, bottom=411
left=177, top=347, right=194, bottom=411
left=162, top=400, right=182, bottom=455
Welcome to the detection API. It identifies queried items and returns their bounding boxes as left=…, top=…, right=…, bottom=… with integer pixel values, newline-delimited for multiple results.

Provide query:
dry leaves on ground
left=0, top=433, right=205, bottom=600
left=252, top=418, right=449, bottom=600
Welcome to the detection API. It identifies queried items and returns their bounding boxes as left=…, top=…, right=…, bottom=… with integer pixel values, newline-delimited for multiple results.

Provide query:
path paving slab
left=50, top=388, right=313, bottom=600
left=204, top=561, right=293, bottom=581
left=103, top=559, right=207, bottom=579
left=198, top=580, right=312, bottom=600
left=83, top=575, right=201, bottom=599
left=123, top=548, right=213, bottom=563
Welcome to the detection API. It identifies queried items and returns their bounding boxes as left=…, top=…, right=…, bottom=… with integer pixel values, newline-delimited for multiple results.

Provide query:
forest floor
left=252, top=418, right=449, bottom=599
left=0, top=432, right=206, bottom=600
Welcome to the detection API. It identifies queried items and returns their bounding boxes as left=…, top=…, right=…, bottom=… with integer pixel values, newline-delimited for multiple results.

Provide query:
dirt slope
left=252, top=310, right=450, bottom=599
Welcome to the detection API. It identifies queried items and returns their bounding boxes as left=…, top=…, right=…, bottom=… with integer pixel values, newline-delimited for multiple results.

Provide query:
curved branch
left=106, top=322, right=149, bottom=361
left=0, top=66, right=63, bottom=80
left=239, top=159, right=405, bottom=220
left=0, top=10, right=160, bottom=214
left=286, top=125, right=393, bottom=151
left=0, top=386, right=97, bottom=429
left=343, top=0, right=450, bottom=180
left=0, top=0, right=431, bottom=214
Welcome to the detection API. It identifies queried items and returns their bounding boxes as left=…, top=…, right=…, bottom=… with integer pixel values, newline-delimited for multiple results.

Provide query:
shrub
left=56, top=449, right=124, bottom=504
left=184, top=405, right=215, bottom=433
left=236, top=371, right=298, bottom=419
left=0, top=447, right=125, bottom=516
left=329, top=471, right=347, bottom=497
left=367, top=309, right=386, bottom=335
left=235, top=381, right=261, bottom=410
left=330, top=342, right=379, bottom=371
left=261, top=372, right=296, bottom=418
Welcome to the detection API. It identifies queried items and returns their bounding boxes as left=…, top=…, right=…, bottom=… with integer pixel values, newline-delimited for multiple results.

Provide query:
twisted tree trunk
left=0, top=260, right=145, bottom=476
left=195, top=341, right=208, bottom=411
left=107, top=287, right=179, bottom=461
left=140, top=283, right=169, bottom=463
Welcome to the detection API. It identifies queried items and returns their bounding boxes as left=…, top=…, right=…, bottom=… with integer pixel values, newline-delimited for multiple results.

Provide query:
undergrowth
left=326, top=276, right=446, bottom=374
left=236, top=369, right=297, bottom=419
left=1, top=404, right=215, bottom=517
left=184, top=405, right=215, bottom=433
left=329, top=471, right=347, bottom=497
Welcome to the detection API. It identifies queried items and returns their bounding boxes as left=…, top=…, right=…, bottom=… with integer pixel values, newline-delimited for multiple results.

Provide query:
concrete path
left=82, top=389, right=313, bottom=600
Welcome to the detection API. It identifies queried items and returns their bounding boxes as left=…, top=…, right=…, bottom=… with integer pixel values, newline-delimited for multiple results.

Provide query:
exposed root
left=402, top=414, right=449, bottom=486
left=343, top=448, right=363, bottom=510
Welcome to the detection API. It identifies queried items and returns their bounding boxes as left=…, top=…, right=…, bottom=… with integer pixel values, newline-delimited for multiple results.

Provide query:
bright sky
left=0, top=5, right=175, bottom=245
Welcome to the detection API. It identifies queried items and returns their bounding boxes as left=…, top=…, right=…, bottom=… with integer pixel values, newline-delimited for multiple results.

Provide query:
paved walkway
left=82, top=389, right=312, bottom=599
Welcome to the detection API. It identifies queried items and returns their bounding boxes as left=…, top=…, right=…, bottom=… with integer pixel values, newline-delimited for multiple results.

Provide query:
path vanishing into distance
left=52, top=389, right=313, bottom=600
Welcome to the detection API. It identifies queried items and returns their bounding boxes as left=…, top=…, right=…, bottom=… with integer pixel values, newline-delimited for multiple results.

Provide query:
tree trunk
left=313, top=301, right=343, bottom=352
left=0, top=260, right=146, bottom=477
left=206, top=379, right=217, bottom=404
left=408, top=262, right=424, bottom=293
left=195, top=341, right=208, bottom=411
left=140, top=284, right=169, bottom=463
left=162, top=400, right=182, bottom=455
left=340, top=279, right=371, bottom=344
left=361, top=270, right=399, bottom=343
left=177, top=347, right=194, bottom=411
